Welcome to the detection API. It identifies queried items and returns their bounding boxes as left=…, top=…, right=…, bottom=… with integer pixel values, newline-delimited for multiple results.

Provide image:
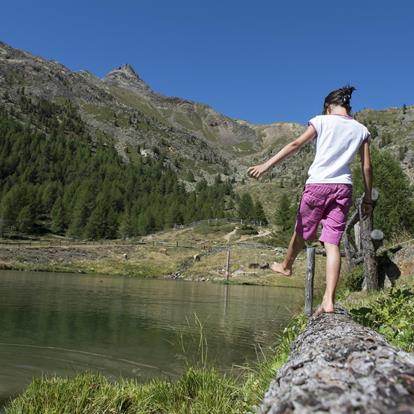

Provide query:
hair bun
left=323, top=85, right=356, bottom=115
left=342, top=86, right=356, bottom=97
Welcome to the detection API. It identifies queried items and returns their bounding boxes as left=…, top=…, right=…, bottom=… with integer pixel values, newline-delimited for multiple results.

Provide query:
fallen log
left=259, top=307, right=414, bottom=413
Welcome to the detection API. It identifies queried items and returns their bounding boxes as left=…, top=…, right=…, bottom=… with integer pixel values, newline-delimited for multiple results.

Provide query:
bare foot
left=270, top=262, right=292, bottom=276
left=313, top=304, right=335, bottom=317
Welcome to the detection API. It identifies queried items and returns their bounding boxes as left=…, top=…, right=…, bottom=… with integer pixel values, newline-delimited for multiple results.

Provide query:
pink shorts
left=295, top=184, right=353, bottom=246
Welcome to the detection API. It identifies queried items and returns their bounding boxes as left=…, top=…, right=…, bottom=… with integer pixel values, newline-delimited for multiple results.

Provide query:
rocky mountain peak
left=118, top=64, right=140, bottom=80
left=104, top=63, right=151, bottom=93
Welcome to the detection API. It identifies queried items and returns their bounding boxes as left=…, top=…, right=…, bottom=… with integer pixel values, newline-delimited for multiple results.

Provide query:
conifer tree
left=16, top=204, right=36, bottom=233
left=254, top=201, right=268, bottom=225
left=274, top=193, right=296, bottom=231
left=118, top=209, right=133, bottom=239
left=50, top=197, right=66, bottom=234
left=238, top=193, right=255, bottom=220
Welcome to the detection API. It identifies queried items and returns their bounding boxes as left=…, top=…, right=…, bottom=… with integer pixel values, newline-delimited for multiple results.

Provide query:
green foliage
left=273, top=193, right=297, bottom=245
left=352, top=145, right=414, bottom=238
left=254, top=201, right=268, bottom=225
left=16, top=204, right=36, bottom=233
left=0, top=105, right=237, bottom=239
left=274, top=193, right=296, bottom=231
left=350, top=286, right=414, bottom=352
left=4, top=369, right=247, bottom=414
left=343, top=265, right=364, bottom=292
left=238, top=193, right=255, bottom=220
left=237, top=224, right=258, bottom=235
left=237, top=193, right=268, bottom=225
left=193, top=222, right=235, bottom=235
left=186, top=169, right=195, bottom=182
left=50, top=197, right=66, bottom=234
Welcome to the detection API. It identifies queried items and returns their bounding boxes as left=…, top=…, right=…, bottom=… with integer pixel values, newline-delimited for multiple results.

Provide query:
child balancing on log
left=247, top=86, right=373, bottom=315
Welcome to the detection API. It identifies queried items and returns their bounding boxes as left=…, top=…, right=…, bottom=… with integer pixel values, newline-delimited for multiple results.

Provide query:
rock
left=259, top=306, right=414, bottom=413
left=273, top=247, right=287, bottom=255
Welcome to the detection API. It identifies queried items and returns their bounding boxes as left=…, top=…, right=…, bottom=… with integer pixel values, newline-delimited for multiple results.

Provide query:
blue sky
left=1, top=0, right=413, bottom=124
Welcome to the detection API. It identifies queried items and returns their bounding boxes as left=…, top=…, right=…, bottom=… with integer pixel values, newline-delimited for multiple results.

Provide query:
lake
left=0, top=270, right=305, bottom=406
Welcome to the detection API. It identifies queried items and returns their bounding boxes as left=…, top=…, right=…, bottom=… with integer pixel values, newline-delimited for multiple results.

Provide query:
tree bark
left=360, top=201, right=378, bottom=290
left=259, top=307, right=414, bottom=413
left=304, top=247, right=315, bottom=317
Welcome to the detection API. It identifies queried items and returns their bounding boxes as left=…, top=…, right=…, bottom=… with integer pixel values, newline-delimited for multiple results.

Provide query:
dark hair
left=323, top=85, right=356, bottom=115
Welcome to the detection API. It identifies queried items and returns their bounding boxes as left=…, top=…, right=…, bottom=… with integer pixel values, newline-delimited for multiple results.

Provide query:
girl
left=247, top=86, right=373, bottom=314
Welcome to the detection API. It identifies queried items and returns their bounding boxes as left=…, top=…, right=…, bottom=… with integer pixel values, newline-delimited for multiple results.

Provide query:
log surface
left=259, top=307, right=414, bottom=413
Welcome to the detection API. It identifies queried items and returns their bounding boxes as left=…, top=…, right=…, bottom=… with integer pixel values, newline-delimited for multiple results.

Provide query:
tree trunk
left=259, top=307, right=414, bottom=413
left=360, top=202, right=378, bottom=290
left=304, top=247, right=315, bottom=317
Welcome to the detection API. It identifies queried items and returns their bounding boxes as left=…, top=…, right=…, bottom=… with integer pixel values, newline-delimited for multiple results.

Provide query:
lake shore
left=0, top=233, right=326, bottom=288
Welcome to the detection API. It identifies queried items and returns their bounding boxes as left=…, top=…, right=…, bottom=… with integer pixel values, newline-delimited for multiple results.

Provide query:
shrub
left=349, top=286, right=414, bottom=352
left=343, top=265, right=364, bottom=292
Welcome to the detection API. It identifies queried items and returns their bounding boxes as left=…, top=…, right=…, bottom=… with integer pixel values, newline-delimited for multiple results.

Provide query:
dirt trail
left=223, top=228, right=272, bottom=243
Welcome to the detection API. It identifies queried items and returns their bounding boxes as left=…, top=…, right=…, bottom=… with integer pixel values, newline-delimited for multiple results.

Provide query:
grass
left=4, top=313, right=307, bottom=414
left=108, top=86, right=173, bottom=127
left=231, top=141, right=257, bottom=156
left=0, top=221, right=330, bottom=288
left=4, top=369, right=247, bottom=414
left=82, top=103, right=115, bottom=122
left=340, top=273, right=414, bottom=353
left=0, top=239, right=198, bottom=279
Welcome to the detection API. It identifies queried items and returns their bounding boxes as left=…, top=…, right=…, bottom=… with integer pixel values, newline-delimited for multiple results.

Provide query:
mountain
left=0, top=40, right=308, bottom=186
left=0, top=40, right=413, bottom=189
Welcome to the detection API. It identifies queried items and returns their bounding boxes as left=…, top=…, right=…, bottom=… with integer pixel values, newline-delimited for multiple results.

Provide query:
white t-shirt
left=306, top=114, right=370, bottom=185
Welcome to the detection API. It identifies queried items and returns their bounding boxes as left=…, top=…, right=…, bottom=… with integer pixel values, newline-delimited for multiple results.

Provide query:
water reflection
left=0, top=270, right=304, bottom=403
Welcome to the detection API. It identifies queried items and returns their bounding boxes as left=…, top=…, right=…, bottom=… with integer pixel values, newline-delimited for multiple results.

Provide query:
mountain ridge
left=0, top=40, right=413, bottom=187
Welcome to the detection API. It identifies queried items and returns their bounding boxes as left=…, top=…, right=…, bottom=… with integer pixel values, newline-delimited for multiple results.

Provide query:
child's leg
left=320, top=241, right=341, bottom=312
left=271, top=231, right=304, bottom=276
left=316, top=185, right=352, bottom=313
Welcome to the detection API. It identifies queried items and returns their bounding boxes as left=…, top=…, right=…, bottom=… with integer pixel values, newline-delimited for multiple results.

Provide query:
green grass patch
left=193, top=222, right=236, bottom=235
left=109, top=86, right=165, bottom=122
left=231, top=141, right=256, bottom=156
left=346, top=285, right=414, bottom=353
left=82, top=103, right=115, bottom=122
left=4, top=369, right=246, bottom=414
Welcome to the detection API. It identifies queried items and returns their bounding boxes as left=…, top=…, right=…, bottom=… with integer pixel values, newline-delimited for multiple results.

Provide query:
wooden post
left=354, top=222, right=361, bottom=252
left=343, top=209, right=360, bottom=271
left=360, top=189, right=379, bottom=291
left=371, top=229, right=384, bottom=252
left=225, top=248, right=231, bottom=281
left=305, top=247, right=315, bottom=317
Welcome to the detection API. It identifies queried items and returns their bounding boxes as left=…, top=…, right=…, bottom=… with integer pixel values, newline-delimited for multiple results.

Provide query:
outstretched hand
left=247, top=163, right=269, bottom=179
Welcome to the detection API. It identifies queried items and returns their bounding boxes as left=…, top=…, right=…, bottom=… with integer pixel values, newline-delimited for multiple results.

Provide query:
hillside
left=0, top=40, right=413, bottom=235
left=0, top=40, right=303, bottom=185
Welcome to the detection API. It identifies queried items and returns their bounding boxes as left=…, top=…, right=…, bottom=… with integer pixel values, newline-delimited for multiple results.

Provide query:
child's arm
left=247, top=125, right=316, bottom=179
left=360, top=140, right=373, bottom=216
